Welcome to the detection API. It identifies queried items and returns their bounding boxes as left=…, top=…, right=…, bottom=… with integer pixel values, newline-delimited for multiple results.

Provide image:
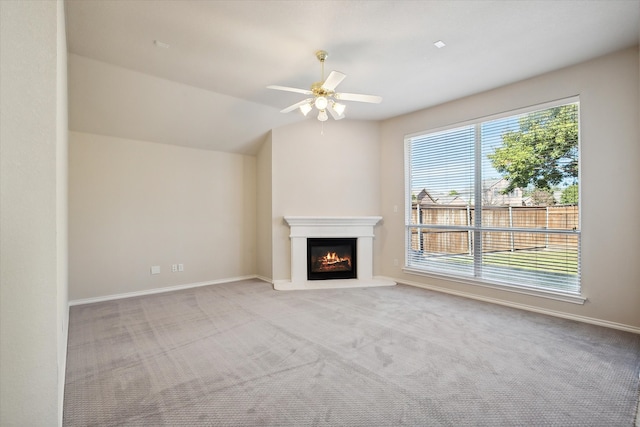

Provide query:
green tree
left=488, top=104, right=578, bottom=193
left=560, top=184, right=579, bottom=205
left=448, top=190, right=460, bottom=196
left=530, top=188, right=556, bottom=206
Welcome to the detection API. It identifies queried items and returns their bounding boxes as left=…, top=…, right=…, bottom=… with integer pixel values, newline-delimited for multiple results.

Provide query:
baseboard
left=59, top=303, right=69, bottom=426
left=69, top=275, right=259, bottom=306
left=383, top=275, right=640, bottom=334
left=255, top=275, right=273, bottom=284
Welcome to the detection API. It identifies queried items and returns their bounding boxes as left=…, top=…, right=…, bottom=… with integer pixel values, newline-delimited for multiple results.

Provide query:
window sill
left=402, top=267, right=586, bottom=305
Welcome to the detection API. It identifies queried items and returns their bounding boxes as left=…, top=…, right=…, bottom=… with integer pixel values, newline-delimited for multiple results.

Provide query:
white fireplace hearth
left=274, top=216, right=396, bottom=291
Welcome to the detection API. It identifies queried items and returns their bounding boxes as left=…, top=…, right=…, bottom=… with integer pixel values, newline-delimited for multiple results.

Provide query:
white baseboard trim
left=59, top=304, right=69, bottom=426
left=255, top=275, right=273, bottom=284
left=384, top=276, right=640, bottom=334
left=69, top=275, right=259, bottom=306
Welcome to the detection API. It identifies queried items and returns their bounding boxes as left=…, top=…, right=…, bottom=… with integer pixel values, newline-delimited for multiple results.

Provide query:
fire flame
left=323, top=252, right=349, bottom=265
left=326, top=252, right=338, bottom=262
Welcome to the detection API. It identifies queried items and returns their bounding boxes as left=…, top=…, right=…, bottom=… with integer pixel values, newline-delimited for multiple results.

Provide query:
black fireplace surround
left=307, top=238, right=357, bottom=280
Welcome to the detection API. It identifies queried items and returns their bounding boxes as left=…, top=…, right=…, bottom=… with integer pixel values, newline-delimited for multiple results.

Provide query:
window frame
left=403, top=97, right=584, bottom=304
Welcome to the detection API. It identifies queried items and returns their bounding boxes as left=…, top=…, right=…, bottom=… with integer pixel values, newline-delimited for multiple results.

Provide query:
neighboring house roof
left=437, top=195, right=468, bottom=206
left=414, top=189, right=470, bottom=206
left=416, top=189, right=438, bottom=204
left=415, top=178, right=530, bottom=207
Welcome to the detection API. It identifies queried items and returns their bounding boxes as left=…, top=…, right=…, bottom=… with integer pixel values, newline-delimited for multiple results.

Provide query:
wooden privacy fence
left=410, top=205, right=579, bottom=255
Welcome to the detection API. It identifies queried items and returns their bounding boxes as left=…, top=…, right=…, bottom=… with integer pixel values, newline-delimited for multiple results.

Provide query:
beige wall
left=256, top=133, right=273, bottom=280
left=67, top=53, right=291, bottom=155
left=0, top=1, right=68, bottom=425
left=379, top=47, right=640, bottom=329
left=56, top=0, right=69, bottom=419
left=270, top=119, right=382, bottom=281
left=69, top=132, right=256, bottom=300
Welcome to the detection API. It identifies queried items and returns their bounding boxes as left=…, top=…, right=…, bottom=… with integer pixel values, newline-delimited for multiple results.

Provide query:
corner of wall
left=57, top=0, right=69, bottom=424
left=256, top=132, right=273, bottom=280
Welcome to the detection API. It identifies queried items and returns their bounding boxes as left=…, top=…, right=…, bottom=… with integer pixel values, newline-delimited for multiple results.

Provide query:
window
left=405, top=99, right=580, bottom=296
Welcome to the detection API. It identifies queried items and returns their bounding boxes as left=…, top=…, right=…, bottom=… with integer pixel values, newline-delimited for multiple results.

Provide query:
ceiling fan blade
left=321, top=71, right=346, bottom=92
left=334, top=92, right=382, bottom=104
left=280, top=98, right=313, bottom=114
left=267, top=85, right=313, bottom=95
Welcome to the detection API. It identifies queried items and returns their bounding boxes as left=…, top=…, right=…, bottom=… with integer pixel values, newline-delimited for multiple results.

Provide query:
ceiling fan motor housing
left=311, top=81, right=332, bottom=97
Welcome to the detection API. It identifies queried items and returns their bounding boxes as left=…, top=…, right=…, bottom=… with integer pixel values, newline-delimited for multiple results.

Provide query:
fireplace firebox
left=307, top=238, right=357, bottom=280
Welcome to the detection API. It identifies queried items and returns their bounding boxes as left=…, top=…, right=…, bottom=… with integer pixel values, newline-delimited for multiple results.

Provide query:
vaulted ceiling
left=65, top=0, right=640, bottom=154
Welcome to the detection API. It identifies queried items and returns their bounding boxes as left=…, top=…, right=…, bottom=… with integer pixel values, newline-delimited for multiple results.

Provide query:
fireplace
left=275, top=216, right=395, bottom=291
left=307, top=238, right=357, bottom=280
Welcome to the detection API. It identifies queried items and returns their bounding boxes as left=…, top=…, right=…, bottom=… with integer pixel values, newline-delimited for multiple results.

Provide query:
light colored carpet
left=64, top=279, right=640, bottom=426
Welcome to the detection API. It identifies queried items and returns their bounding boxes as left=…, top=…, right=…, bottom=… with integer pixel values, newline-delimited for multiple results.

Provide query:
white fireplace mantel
left=274, top=216, right=396, bottom=291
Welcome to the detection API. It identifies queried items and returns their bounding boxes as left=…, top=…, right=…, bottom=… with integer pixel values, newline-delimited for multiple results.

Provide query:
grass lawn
left=413, top=248, right=580, bottom=292
left=430, top=248, right=579, bottom=275
left=481, top=248, right=579, bottom=274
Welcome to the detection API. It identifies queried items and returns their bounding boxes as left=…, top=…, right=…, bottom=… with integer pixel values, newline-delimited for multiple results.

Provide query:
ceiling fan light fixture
left=314, top=96, right=328, bottom=110
left=327, top=104, right=345, bottom=121
left=299, top=102, right=313, bottom=116
left=332, top=102, right=346, bottom=116
left=267, top=50, right=381, bottom=122
left=317, top=110, right=328, bottom=122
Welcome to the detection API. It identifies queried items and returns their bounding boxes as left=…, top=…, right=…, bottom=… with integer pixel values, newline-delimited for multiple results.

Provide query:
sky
left=409, top=115, right=519, bottom=198
left=409, top=108, right=577, bottom=200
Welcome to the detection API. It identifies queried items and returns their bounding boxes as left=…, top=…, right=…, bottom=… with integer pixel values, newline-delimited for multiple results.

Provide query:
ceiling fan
left=267, top=50, right=382, bottom=122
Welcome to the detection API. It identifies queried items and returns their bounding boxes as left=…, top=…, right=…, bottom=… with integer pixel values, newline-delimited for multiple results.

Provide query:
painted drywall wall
left=67, top=53, right=297, bottom=155
left=69, top=132, right=256, bottom=300
left=270, top=119, right=382, bottom=281
left=256, top=133, right=273, bottom=281
left=0, top=1, right=68, bottom=425
left=56, top=0, right=69, bottom=421
left=379, top=47, right=640, bottom=329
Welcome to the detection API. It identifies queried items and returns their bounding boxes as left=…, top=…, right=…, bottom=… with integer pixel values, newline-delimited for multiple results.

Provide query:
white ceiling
left=65, top=0, right=640, bottom=154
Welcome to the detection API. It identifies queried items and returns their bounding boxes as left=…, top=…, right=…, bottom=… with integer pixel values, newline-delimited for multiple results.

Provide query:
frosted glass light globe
left=314, top=96, right=328, bottom=110
left=299, top=103, right=313, bottom=116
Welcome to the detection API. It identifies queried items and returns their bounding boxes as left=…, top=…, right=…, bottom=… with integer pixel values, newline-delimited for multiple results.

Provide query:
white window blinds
left=406, top=100, right=580, bottom=294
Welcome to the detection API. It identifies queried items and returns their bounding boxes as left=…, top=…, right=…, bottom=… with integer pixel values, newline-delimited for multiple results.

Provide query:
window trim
left=402, top=266, right=586, bottom=304
left=404, top=96, right=583, bottom=300
left=404, top=96, right=580, bottom=142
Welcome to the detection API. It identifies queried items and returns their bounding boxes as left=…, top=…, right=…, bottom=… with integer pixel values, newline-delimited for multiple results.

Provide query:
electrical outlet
left=151, top=266, right=161, bottom=275
left=171, top=264, right=178, bottom=272
left=178, top=263, right=184, bottom=272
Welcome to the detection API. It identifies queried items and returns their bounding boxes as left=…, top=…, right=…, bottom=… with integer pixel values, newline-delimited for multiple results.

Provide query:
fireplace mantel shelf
left=275, top=216, right=396, bottom=291
left=284, top=216, right=383, bottom=227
